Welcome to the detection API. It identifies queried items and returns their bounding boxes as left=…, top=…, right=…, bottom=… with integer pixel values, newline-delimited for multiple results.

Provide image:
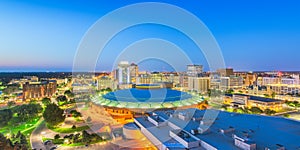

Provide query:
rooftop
left=135, top=108, right=300, bottom=150
left=102, top=88, right=192, bottom=103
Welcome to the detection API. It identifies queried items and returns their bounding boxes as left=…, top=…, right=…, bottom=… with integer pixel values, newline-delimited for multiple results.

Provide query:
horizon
left=1, top=0, right=300, bottom=72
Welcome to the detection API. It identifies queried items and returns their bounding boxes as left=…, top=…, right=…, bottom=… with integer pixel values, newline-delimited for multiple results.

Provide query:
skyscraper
left=129, top=63, right=139, bottom=84
left=117, top=61, right=131, bottom=84
left=187, top=64, right=203, bottom=77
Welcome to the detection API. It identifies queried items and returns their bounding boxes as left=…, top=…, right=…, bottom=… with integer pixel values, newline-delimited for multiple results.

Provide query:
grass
left=61, top=139, right=104, bottom=147
left=0, top=116, right=43, bottom=150
left=47, top=125, right=90, bottom=133
left=42, top=137, right=64, bottom=144
left=0, top=116, right=41, bottom=136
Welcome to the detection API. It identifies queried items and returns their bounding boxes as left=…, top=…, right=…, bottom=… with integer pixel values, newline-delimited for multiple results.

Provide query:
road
left=30, top=119, right=62, bottom=150
left=30, top=119, right=47, bottom=150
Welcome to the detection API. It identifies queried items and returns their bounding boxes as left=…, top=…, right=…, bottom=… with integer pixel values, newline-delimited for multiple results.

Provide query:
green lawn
left=0, top=116, right=41, bottom=136
left=61, top=139, right=104, bottom=147
left=47, top=125, right=90, bottom=133
left=42, top=137, right=64, bottom=144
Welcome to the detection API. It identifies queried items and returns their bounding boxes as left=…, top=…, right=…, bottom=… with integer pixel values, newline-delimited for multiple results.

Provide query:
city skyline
left=1, top=1, right=300, bottom=150
left=1, top=0, right=300, bottom=72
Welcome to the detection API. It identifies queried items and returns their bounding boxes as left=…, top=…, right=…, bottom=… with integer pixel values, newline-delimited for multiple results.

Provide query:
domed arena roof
left=102, top=88, right=192, bottom=103
left=92, top=85, right=203, bottom=109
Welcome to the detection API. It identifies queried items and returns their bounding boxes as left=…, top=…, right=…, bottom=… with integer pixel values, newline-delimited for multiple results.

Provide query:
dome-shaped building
left=91, top=84, right=206, bottom=123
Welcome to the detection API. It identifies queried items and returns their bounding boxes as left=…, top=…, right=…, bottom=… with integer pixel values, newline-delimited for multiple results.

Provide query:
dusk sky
left=0, top=0, right=299, bottom=72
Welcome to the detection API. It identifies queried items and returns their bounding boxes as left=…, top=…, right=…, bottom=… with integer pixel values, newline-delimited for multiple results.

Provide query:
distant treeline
left=0, top=72, right=72, bottom=84
left=0, top=72, right=109, bottom=84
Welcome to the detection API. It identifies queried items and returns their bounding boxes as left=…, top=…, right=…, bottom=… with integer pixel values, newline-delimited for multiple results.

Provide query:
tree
left=0, top=133, right=14, bottom=150
left=250, top=107, right=263, bottom=114
left=42, top=98, right=51, bottom=106
left=271, top=92, right=276, bottom=99
left=43, top=103, right=65, bottom=126
left=0, top=109, right=13, bottom=127
left=64, top=90, right=75, bottom=98
left=105, top=88, right=112, bottom=92
left=264, top=109, right=276, bottom=115
left=16, top=131, right=22, bottom=139
left=72, top=125, right=76, bottom=129
left=19, top=134, right=27, bottom=145
left=13, top=104, right=42, bottom=121
left=82, top=130, right=91, bottom=144
left=226, top=89, right=234, bottom=94
left=221, top=104, right=229, bottom=110
left=2, top=84, right=19, bottom=95
left=56, top=95, right=67, bottom=103
left=54, top=134, right=60, bottom=140
left=7, top=101, right=16, bottom=108
left=70, top=110, right=81, bottom=118
left=207, top=89, right=211, bottom=97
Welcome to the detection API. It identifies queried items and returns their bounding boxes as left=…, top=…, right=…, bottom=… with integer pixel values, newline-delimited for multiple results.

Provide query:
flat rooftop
left=137, top=108, right=300, bottom=149
left=233, top=94, right=282, bottom=103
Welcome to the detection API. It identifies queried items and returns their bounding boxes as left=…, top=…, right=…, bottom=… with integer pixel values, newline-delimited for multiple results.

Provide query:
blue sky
left=0, top=0, right=299, bottom=72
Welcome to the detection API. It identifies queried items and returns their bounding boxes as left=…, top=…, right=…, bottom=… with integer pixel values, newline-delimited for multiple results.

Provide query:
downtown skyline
left=0, top=0, right=300, bottom=72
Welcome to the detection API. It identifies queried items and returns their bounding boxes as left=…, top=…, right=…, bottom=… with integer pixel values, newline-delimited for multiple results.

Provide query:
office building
left=224, top=94, right=284, bottom=111
left=188, top=77, right=211, bottom=93
left=117, top=61, right=131, bottom=84
left=217, top=68, right=234, bottom=77
left=220, top=76, right=243, bottom=90
left=267, top=84, right=300, bottom=95
left=97, top=76, right=116, bottom=90
left=262, top=77, right=280, bottom=85
left=130, top=63, right=139, bottom=84
left=187, top=65, right=203, bottom=77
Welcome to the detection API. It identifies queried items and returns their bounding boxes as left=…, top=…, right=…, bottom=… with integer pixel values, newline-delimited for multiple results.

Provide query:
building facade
left=188, top=77, right=210, bottom=93
left=23, top=80, right=57, bottom=100
left=217, top=68, right=234, bottom=77
left=97, top=76, right=116, bottom=90
left=187, top=65, right=203, bottom=77
left=224, top=94, right=284, bottom=111
left=117, top=61, right=131, bottom=84
left=129, top=63, right=139, bottom=84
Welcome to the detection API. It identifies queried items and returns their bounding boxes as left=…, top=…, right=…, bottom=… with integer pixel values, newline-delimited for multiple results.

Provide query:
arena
left=91, top=84, right=207, bottom=123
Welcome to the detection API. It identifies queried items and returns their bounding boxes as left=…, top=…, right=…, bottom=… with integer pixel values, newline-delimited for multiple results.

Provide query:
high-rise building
left=217, top=68, right=234, bottom=77
left=187, top=64, right=203, bottom=77
left=220, top=76, right=243, bottom=90
left=117, top=61, right=131, bottom=84
left=129, top=63, right=139, bottom=84
left=188, top=77, right=210, bottom=93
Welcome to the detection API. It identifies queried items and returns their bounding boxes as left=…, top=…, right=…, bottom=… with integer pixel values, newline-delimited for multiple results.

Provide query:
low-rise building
left=97, top=76, right=116, bottom=90
left=134, top=108, right=300, bottom=150
left=268, top=84, right=300, bottom=95
left=22, top=80, right=57, bottom=100
left=224, top=94, right=284, bottom=111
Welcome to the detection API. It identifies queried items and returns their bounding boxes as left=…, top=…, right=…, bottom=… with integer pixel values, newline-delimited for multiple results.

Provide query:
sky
left=0, top=0, right=299, bottom=72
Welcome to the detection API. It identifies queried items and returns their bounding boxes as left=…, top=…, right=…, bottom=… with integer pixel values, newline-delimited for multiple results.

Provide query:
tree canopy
left=42, top=97, right=51, bottom=106
left=12, top=103, right=42, bottom=122
left=43, top=103, right=65, bottom=126
left=0, top=109, right=13, bottom=127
